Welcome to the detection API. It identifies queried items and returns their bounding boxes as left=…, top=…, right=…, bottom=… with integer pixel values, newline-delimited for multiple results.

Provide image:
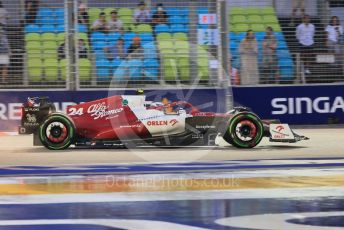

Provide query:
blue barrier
left=0, top=85, right=343, bottom=131
left=233, top=85, right=344, bottom=125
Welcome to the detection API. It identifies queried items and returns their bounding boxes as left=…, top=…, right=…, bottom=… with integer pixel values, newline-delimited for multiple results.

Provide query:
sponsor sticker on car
left=270, top=124, right=295, bottom=140
left=147, top=119, right=178, bottom=126
left=87, top=103, right=124, bottom=120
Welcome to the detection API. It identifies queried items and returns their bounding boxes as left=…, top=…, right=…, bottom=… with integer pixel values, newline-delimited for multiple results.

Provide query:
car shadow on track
left=256, top=145, right=308, bottom=150
left=26, top=145, right=308, bottom=153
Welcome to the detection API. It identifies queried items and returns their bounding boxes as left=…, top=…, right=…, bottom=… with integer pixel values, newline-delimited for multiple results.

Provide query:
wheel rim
left=46, top=121, right=68, bottom=143
left=235, top=120, right=257, bottom=142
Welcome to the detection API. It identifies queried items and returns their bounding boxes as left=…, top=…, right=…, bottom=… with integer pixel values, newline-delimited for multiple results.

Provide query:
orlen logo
left=275, top=125, right=284, bottom=132
left=169, top=119, right=178, bottom=126
left=147, top=120, right=168, bottom=126
left=147, top=119, right=178, bottom=126
left=271, top=96, right=344, bottom=115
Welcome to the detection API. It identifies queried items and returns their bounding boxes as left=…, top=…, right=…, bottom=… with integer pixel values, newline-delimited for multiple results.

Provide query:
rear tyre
left=39, top=114, right=75, bottom=150
left=223, top=112, right=264, bottom=148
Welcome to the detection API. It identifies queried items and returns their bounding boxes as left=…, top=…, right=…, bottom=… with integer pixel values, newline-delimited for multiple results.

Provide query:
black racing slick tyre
left=39, top=114, right=75, bottom=150
left=223, top=112, right=264, bottom=148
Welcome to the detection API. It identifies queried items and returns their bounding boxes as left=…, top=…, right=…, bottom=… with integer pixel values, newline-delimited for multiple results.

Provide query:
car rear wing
left=18, top=97, right=56, bottom=134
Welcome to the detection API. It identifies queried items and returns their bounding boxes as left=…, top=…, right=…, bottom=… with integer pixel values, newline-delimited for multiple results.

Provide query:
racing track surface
left=0, top=127, right=343, bottom=230
left=0, top=128, right=343, bottom=166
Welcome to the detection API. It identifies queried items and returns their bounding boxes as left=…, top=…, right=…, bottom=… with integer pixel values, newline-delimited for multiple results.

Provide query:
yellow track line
left=0, top=175, right=343, bottom=195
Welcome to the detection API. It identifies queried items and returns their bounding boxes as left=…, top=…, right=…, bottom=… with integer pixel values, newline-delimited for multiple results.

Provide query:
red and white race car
left=18, top=95, right=308, bottom=150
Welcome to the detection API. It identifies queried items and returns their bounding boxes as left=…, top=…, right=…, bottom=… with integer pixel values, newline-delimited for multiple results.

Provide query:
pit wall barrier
left=233, top=85, right=344, bottom=125
left=0, top=85, right=343, bottom=131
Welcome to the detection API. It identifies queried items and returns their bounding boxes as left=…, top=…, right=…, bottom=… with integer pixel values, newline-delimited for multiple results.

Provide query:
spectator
left=296, top=15, right=315, bottom=75
left=91, top=12, right=109, bottom=32
left=133, top=1, right=151, bottom=24
left=0, top=1, right=8, bottom=26
left=239, top=30, right=259, bottom=85
left=108, top=10, right=124, bottom=33
left=57, top=42, right=65, bottom=60
left=127, top=37, right=144, bottom=60
left=103, top=38, right=126, bottom=61
left=25, top=0, right=39, bottom=24
left=78, top=39, right=88, bottom=59
left=77, top=3, right=89, bottom=27
left=262, top=26, right=278, bottom=84
left=152, top=3, right=168, bottom=28
left=58, top=39, right=88, bottom=60
left=290, top=0, right=305, bottom=26
left=325, top=16, right=343, bottom=65
left=0, top=28, right=10, bottom=84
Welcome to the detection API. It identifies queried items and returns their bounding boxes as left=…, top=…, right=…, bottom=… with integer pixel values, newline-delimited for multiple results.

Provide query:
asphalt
left=0, top=128, right=342, bottom=166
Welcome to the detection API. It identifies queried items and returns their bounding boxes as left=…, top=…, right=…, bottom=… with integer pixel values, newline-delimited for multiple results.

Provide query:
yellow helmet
left=136, top=89, right=144, bottom=95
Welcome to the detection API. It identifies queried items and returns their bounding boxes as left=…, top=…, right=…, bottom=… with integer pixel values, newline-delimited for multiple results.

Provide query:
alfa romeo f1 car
left=18, top=95, right=308, bottom=150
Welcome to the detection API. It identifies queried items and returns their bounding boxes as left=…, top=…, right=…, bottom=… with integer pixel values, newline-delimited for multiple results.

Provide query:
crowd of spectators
left=20, top=0, right=344, bottom=85
left=295, top=14, right=343, bottom=74
left=78, top=1, right=169, bottom=34
left=231, top=3, right=286, bottom=84
left=236, top=0, right=344, bottom=85
left=238, top=27, right=279, bottom=85
left=79, top=2, right=167, bottom=63
left=102, top=36, right=144, bottom=61
left=90, top=11, right=124, bottom=33
left=290, top=0, right=344, bottom=76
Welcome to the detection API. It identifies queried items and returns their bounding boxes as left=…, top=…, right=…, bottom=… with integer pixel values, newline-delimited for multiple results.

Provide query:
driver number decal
left=68, top=108, right=84, bottom=116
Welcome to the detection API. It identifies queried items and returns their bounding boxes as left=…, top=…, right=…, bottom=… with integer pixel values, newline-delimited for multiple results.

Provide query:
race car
left=18, top=95, right=308, bottom=150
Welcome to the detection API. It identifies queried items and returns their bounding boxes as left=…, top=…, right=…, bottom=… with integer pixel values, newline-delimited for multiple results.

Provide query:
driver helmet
left=136, top=89, right=144, bottom=95
left=162, top=97, right=169, bottom=105
left=162, top=97, right=174, bottom=113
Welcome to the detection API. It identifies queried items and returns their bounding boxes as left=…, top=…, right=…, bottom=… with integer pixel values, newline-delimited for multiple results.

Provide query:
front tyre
left=39, top=114, right=75, bottom=150
left=223, top=112, right=264, bottom=148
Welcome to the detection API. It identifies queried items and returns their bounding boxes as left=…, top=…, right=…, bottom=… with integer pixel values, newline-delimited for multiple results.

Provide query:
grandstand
left=20, top=1, right=215, bottom=88
left=0, top=0, right=343, bottom=88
